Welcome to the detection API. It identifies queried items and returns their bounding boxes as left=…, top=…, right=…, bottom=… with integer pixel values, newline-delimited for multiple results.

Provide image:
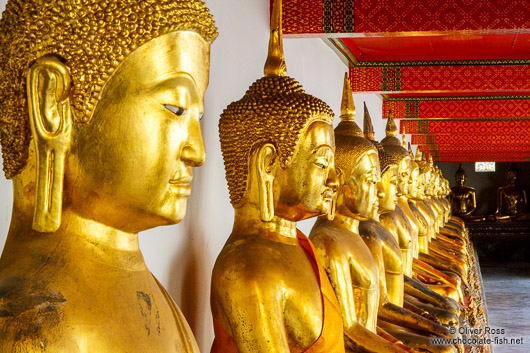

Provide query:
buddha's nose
left=181, top=117, right=205, bottom=167
left=326, top=165, right=339, bottom=193
left=377, top=180, right=385, bottom=199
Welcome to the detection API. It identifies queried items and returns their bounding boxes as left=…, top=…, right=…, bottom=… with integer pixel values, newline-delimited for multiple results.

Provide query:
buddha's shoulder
left=213, top=234, right=297, bottom=282
left=310, top=218, right=352, bottom=242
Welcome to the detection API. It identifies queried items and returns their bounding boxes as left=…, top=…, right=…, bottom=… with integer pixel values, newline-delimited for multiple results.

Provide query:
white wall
left=0, top=0, right=394, bottom=350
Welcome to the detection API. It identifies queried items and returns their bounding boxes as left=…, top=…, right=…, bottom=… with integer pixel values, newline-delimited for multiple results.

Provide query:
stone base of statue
left=467, top=221, right=530, bottom=262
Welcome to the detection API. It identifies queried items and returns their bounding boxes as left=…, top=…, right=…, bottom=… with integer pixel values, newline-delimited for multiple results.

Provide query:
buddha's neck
left=233, top=204, right=297, bottom=241
left=4, top=210, right=146, bottom=271
left=63, top=211, right=141, bottom=252
left=334, top=213, right=360, bottom=234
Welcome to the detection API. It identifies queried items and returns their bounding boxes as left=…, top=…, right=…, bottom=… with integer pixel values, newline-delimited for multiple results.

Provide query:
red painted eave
left=342, top=33, right=530, bottom=63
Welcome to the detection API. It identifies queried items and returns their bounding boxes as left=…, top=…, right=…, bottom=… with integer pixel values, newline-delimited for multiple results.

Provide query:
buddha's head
left=431, top=168, right=441, bottom=196
left=378, top=150, right=398, bottom=213
left=0, top=0, right=217, bottom=233
left=381, top=111, right=411, bottom=197
left=455, top=164, right=466, bottom=187
left=334, top=75, right=382, bottom=221
left=362, top=103, right=397, bottom=214
left=408, top=150, right=423, bottom=200
left=506, top=164, right=518, bottom=185
left=219, top=2, right=337, bottom=223
left=415, top=151, right=431, bottom=197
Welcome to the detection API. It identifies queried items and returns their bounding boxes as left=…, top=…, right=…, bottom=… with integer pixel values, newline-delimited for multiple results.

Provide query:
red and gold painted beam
left=280, top=0, right=530, bottom=35
left=419, top=148, right=530, bottom=162
left=418, top=144, right=530, bottom=153
left=383, top=97, right=530, bottom=120
left=350, top=65, right=530, bottom=94
left=400, top=119, right=530, bottom=135
left=411, top=134, right=530, bottom=146
left=435, top=155, right=530, bottom=163
left=431, top=152, right=530, bottom=163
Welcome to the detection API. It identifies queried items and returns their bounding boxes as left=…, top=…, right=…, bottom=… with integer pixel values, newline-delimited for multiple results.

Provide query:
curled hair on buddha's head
left=219, top=75, right=334, bottom=206
left=381, top=111, right=410, bottom=163
left=0, top=0, right=218, bottom=178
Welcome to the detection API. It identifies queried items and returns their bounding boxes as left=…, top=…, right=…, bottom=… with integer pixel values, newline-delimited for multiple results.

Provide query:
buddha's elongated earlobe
left=326, top=166, right=338, bottom=221
left=327, top=197, right=336, bottom=221
left=256, top=144, right=277, bottom=222
left=27, top=55, right=73, bottom=232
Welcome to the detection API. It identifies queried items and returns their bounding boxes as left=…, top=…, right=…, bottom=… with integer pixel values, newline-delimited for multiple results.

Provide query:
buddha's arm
left=460, top=191, right=476, bottom=215
left=379, top=235, right=405, bottom=306
left=312, top=239, right=406, bottom=352
left=522, top=190, right=528, bottom=210
left=495, top=189, right=504, bottom=214
left=313, top=240, right=358, bottom=329
left=211, top=273, right=290, bottom=352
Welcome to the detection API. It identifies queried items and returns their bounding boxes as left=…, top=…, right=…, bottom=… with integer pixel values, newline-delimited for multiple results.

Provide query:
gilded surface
left=211, top=1, right=345, bottom=351
left=0, top=0, right=217, bottom=178
left=309, top=77, right=406, bottom=352
left=0, top=0, right=217, bottom=351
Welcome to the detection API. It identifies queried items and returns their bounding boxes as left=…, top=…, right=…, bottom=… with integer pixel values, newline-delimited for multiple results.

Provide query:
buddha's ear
left=27, top=55, right=73, bottom=233
left=256, top=143, right=277, bottom=222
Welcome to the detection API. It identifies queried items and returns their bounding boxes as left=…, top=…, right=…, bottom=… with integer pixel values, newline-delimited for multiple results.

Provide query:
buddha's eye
left=164, top=104, right=187, bottom=116
left=314, top=162, right=328, bottom=170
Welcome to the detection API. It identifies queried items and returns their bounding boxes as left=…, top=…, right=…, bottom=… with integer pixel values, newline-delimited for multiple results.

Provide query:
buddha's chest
left=60, top=286, right=197, bottom=352
left=0, top=279, right=198, bottom=353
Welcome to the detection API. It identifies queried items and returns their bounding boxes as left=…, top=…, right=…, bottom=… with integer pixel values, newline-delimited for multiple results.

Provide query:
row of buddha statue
left=449, top=164, right=528, bottom=221
left=0, top=0, right=478, bottom=352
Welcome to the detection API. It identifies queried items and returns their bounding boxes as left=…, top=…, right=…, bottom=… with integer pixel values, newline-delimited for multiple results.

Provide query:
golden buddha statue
left=210, top=2, right=345, bottom=351
left=379, top=115, right=414, bottom=278
left=308, top=76, right=408, bottom=353
left=406, top=153, right=462, bottom=302
left=378, top=122, right=459, bottom=324
left=493, top=165, right=528, bottom=220
left=0, top=0, right=217, bottom=351
left=309, top=82, right=454, bottom=352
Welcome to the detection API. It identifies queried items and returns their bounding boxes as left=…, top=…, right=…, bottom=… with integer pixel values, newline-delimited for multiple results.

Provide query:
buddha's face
left=67, top=31, right=210, bottom=232
left=506, top=171, right=517, bottom=185
left=380, top=166, right=398, bottom=213
left=423, top=170, right=432, bottom=196
left=408, top=167, right=420, bottom=199
left=397, top=157, right=411, bottom=196
left=416, top=173, right=426, bottom=200
left=274, top=121, right=337, bottom=221
left=455, top=173, right=465, bottom=186
left=342, top=150, right=382, bottom=220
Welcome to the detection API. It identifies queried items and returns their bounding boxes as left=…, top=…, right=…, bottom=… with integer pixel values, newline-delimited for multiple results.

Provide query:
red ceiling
left=342, top=34, right=530, bottom=63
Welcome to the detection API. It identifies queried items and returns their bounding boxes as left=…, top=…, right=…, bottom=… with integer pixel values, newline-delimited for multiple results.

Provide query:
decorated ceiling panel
left=399, top=120, right=530, bottom=135
left=280, top=0, right=530, bottom=35
left=383, top=98, right=530, bottom=120
left=411, top=134, right=530, bottom=146
left=281, top=0, right=530, bottom=162
left=351, top=65, right=530, bottom=95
